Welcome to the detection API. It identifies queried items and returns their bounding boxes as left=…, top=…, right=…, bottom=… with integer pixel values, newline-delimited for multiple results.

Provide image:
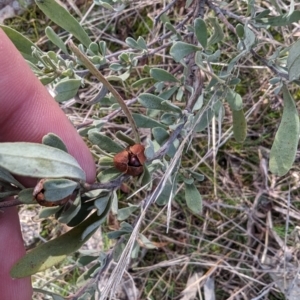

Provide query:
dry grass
left=4, top=0, right=300, bottom=299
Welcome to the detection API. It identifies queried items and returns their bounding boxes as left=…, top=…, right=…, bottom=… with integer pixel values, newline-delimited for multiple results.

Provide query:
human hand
left=0, top=29, right=96, bottom=299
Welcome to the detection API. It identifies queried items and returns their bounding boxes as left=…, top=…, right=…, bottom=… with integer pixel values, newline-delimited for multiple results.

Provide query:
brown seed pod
left=33, top=179, right=71, bottom=207
left=113, top=144, right=146, bottom=177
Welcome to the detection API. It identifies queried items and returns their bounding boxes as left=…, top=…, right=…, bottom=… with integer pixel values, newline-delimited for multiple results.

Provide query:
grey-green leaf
left=0, top=25, right=39, bottom=64
left=18, top=188, right=36, bottom=204
left=194, top=18, right=207, bottom=48
left=11, top=211, right=104, bottom=278
left=43, top=178, right=78, bottom=201
left=232, top=109, right=247, bottom=143
left=45, top=26, right=69, bottom=54
left=287, top=39, right=300, bottom=81
left=0, top=142, right=85, bottom=180
left=54, top=78, right=81, bottom=102
left=117, top=205, right=139, bottom=221
left=207, top=17, right=224, bottom=46
left=133, top=114, right=167, bottom=129
left=150, top=68, right=178, bottom=82
left=225, top=89, right=243, bottom=111
left=170, top=42, right=200, bottom=62
left=138, top=93, right=181, bottom=113
left=255, top=11, right=300, bottom=27
left=236, top=24, right=244, bottom=38
left=35, top=0, right=91, bottom=48
left=42, top=133, right=68, bottom=153
left=269, top=85, right=300, bottom=176
left=88, top=132, right=123, bottom=153
left=185, top=182, right=202, bottom=214
left=0, top=166, right=25, bottom=189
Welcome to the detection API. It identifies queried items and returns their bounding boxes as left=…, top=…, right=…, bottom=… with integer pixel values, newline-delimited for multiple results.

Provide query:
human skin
left=0, top=29, right=96, bottom=299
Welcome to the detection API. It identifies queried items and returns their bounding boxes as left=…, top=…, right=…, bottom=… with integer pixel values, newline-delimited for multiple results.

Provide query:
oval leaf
left=194, top=18, right=207, bottom=48
left=185, top=182, right=202, bottom=214
left=232, top=109, right=247, bottom=143
left=42, top=133, right=68, bottom=153
left=0, top=142, right=86, bottom=180
left=54, top=78, right=81, bottom=102
left=150, top=68, right=178, bottom=82
left=88, top=132, right=123, bottom=153
left=18, top=188, right=36, bottom=204
left=132, top=113, right=168, bottom=129
left=35, top=0, right=91, bottom=48
left=225, top=89, right=243, bottom=111
left=269, top=85, right=300, bottom=176
left=43, top=178, right=78, bottom=201
left=170, top=42, right=200, bottom=62
left=138, top=93, right=181, bottom=113
left=45, top=26, right=69, bottom=54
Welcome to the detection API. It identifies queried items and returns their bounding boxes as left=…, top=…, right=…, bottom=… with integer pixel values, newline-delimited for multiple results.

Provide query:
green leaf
left=232, top=109, right=247, bottom=143
left=170, top=42, right=200, bottom=62
left=35, top=0, right=91, bottom=48
left=287, top=39, right=300, bottom=81
left=125, top=37, right=139, bottom=49
left=243, top=26, right=256, bottom=50
left=133, top=113, right=167, bottom=129
left=43, top=178, right=78, bottom=201
left=156, top=180, right=173, bottom=206
left=185, top=182, right=202, bottom=214
left=107, top=222, right=133, bottom=239
left=150, top=68, right=178, bottom=82
left=0, top=142, right=85, bottom=180
left=39, top=206, right=61, bottom=219
left=141, top=165, right=151, bottom=186
left=194, top=18, right=207, bottom=48
left=42, top=133, right=68, bottom=153
left=94, top=194, right=110, bottom=216
left=159, top=86, right=179, bottom=100
left=0, top=25, right=39, bottom=64
left=45, top=26, right=68, bottom=54
left=236, top=24, right=244, bottom=38
left=17, top=188, right=36, bottom=204
left=0, top=166, right=25, bottom=189
left=115, top=131, right=135, bottom=146
left=254, top=11, right=300, bottom=27
left=88, top=132, right=123, bottom=153
left=11, top=211, right=105, bottom=278
left=54, top=78, right=81, bottom=102
left=137, top=36, right=147, bottom=50
left=67, top=201, right=94, bottom=227
left=207, top=17, right=224, bottom=46
left=138, top=93, right=181, bottom=113
left=194, top=108, right=214, bottom=132
left=269, top=84, right=300, bottom=176
left=132, top=77, right=153, bottom=88
left=225, top=89, right=243, bottom=111
left=97, top=167, right=121, bottom=183
left=57, top=194, right=81, bottom=224
left=117, top=205, right=139, bottom=221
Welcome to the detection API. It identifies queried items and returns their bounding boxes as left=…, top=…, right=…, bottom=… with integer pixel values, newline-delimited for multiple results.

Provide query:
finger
left=0, top=29, right=96, bottom=183
left=0, top=207, right=32, bottom=299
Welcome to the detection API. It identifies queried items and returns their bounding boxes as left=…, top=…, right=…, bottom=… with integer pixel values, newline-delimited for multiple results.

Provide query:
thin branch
left=68, top=41, right=141, bottom=144
left=154, top=0, right=179, bottom=25
left=0, top=198, right=22, bottom=209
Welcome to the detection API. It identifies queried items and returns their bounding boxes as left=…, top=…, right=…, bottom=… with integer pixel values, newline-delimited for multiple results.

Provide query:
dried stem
left=68, top=40, right=141, bottom=144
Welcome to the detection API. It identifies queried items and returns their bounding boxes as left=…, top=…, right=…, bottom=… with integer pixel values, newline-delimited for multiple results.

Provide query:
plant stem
left=68, top=40, right=141, bottom=144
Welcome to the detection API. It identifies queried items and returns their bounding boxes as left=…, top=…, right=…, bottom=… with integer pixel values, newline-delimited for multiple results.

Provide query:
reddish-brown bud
left=113, top=144, right=146, bottom=177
